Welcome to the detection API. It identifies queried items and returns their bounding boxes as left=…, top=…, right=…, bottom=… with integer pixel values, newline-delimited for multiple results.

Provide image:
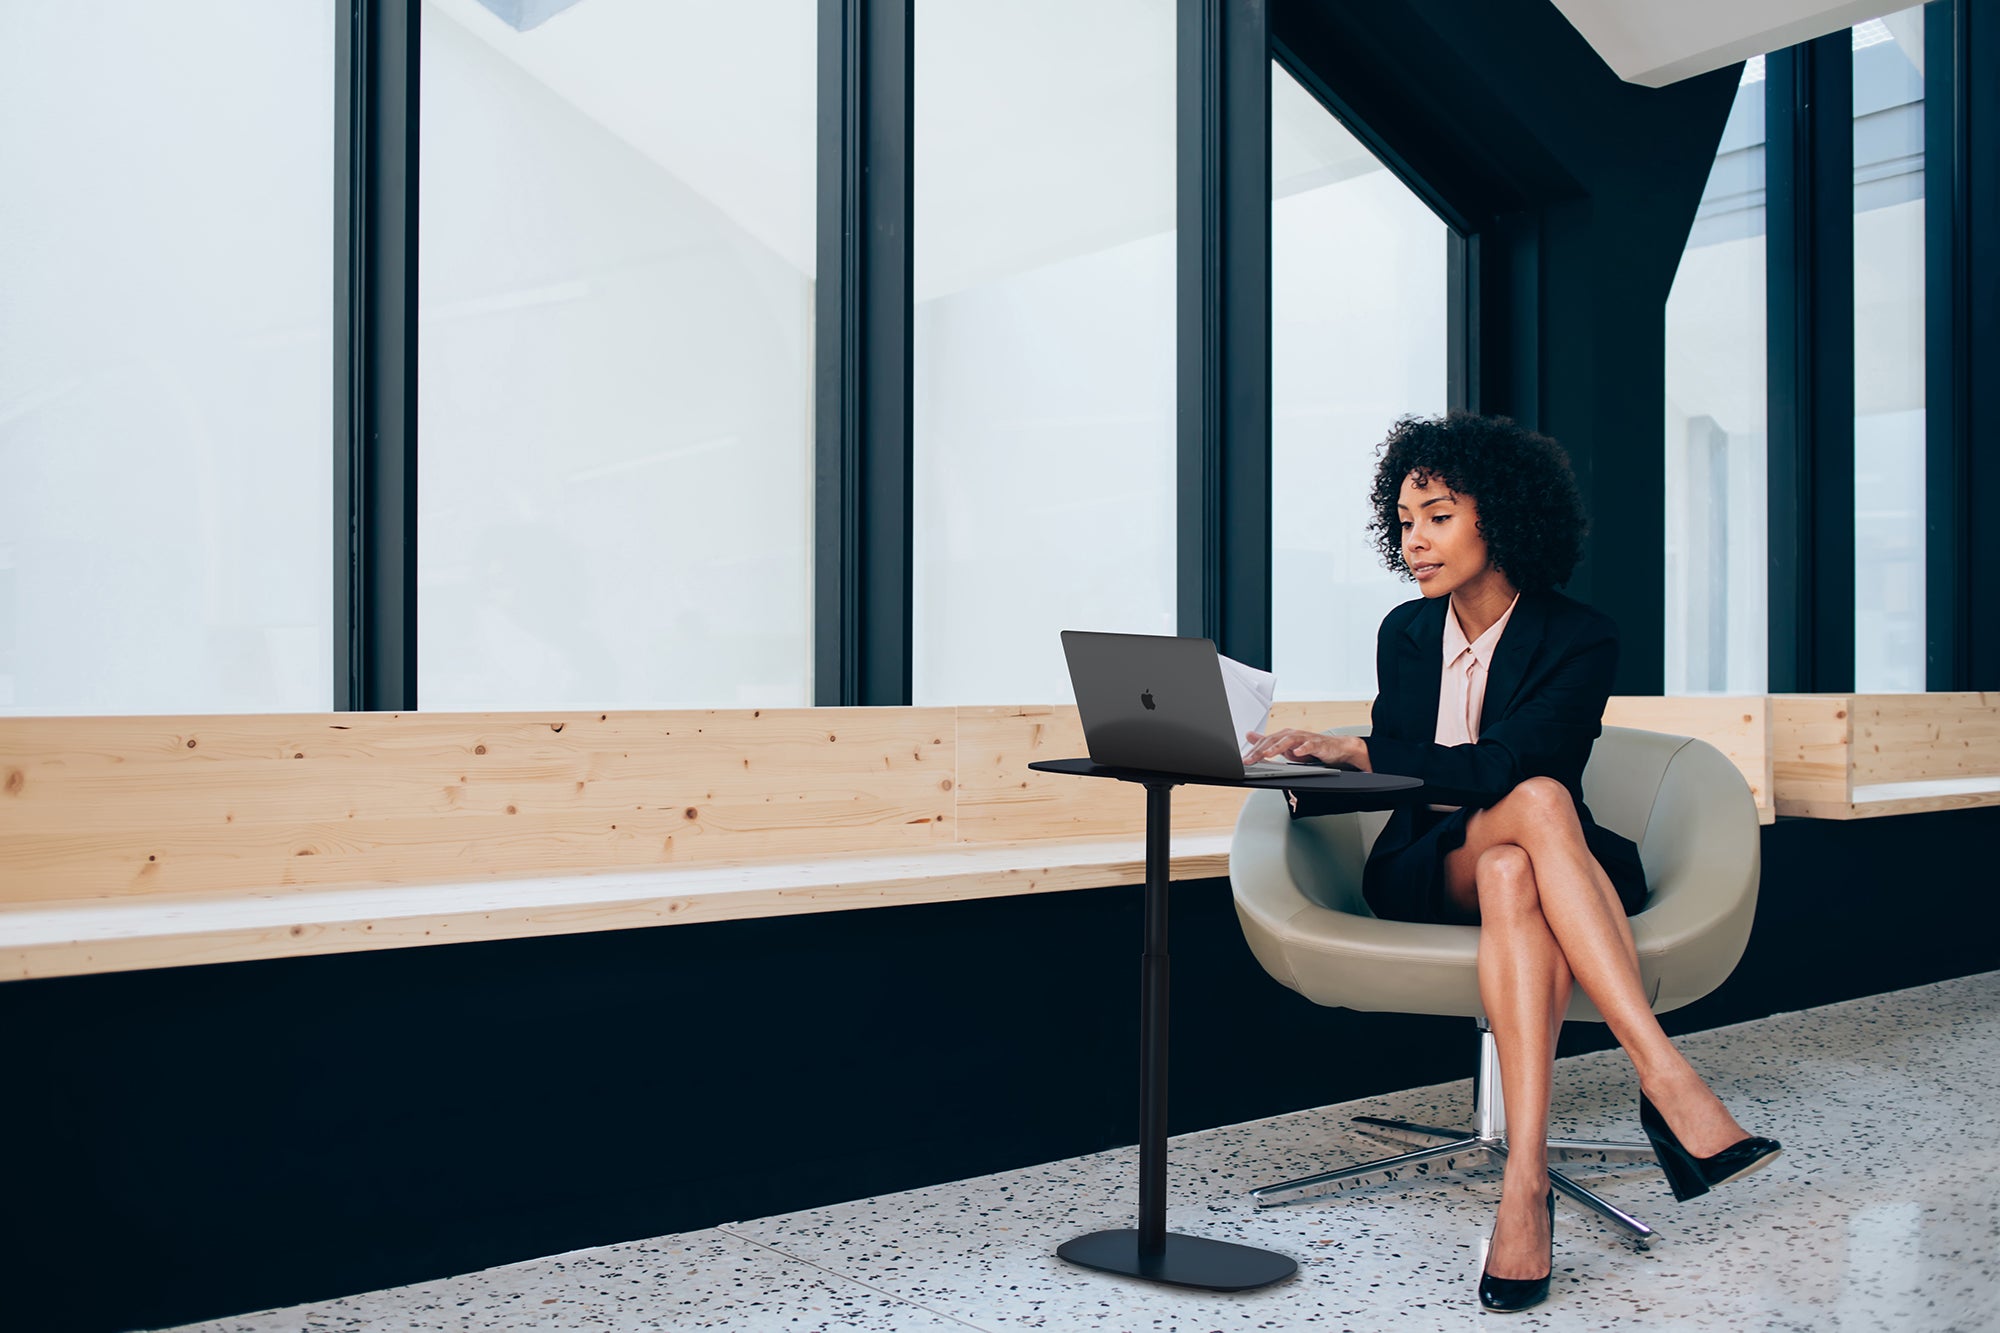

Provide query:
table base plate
left=1056, top=1229, right=1297, bottom=1292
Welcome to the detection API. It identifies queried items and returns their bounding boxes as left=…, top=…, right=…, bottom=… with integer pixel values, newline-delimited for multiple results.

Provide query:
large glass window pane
left=1269, top=63, right=1448, bottom=701
left=418, top=0, right=815, bottom=709
left=1665, top=64, right=1768, bottom=694
left=0, top=3, right=335, bottom=714
left=912, top=0, right=1176, bottom=706
left=1853, top=10, right=1925, bottom=692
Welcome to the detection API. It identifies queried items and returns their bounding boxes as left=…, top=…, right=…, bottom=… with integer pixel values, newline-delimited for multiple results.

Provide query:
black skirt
left=1359, top=805, right=1650, bottom=925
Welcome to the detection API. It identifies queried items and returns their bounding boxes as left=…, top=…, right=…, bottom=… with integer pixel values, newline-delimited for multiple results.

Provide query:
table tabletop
left=1027, top=756, right=1422, bottom=796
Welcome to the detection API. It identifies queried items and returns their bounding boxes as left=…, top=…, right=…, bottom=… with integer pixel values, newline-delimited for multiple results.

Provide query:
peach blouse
left=1430, top=593, right=1520, bottom=811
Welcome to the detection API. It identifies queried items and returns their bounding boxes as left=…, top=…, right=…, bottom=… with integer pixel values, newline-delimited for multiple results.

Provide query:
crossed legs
left=1439, top=778, right=1750, bottom=1279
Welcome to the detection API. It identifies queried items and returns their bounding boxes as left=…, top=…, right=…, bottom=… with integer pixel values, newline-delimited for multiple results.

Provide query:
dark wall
left=6, top=809, right=1999, bottom=1333
left=1958, top=0, right=2000, bottom=689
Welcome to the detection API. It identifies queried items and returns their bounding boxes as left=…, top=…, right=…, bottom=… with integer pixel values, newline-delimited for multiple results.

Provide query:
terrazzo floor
left=178, top=973, right=2000, bottom=1332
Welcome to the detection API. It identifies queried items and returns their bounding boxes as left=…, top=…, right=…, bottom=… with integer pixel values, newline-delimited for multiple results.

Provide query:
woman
left=1245, top=412, right=1780, bottom=1313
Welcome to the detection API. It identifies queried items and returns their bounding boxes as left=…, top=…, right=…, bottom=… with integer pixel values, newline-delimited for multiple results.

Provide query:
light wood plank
left=1850, top=693, right=2000, bottom=789
left=1772, top=693, right=2000, bottom=818
left=1772, top=695, right=1855, bottom=815
left=0, top=835, right=1235, bottom=982
left=1265, top=700, right=1375, bottom=732
left=0, top=709, right=957, bottom=902
left=6, top=693, right=1979, bottom=980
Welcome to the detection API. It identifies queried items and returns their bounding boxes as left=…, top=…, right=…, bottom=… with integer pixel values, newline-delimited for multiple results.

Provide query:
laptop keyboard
left=1242, top=757, right=1324, bottom=775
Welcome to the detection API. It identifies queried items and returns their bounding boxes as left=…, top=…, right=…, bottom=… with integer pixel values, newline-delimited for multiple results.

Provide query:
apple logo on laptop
left=1140, top=689, right=1156, bottom=710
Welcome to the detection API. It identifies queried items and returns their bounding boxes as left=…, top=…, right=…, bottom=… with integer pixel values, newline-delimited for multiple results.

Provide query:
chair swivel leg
left=1249, top=1137, right=1497, bottom=1207
left=1250, top=1022, right=1662, bottom=1242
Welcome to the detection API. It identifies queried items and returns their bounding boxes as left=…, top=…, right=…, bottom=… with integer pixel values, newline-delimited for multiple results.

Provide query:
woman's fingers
left=1247, top=728, right=1308, bottom=761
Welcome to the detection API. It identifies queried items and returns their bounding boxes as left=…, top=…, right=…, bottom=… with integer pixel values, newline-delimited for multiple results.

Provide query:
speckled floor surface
left=177, top=972, right=1999, bottom=1332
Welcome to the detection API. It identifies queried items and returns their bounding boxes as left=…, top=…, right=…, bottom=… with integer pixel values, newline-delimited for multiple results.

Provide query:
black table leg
left=1056, top=782, right=1298, bottom=1292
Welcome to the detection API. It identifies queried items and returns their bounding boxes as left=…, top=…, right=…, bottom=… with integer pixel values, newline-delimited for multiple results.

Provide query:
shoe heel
left=1639, top=1091, right=1782, bottom=1204
left=1642, top=1125, right=1711, bottom=1201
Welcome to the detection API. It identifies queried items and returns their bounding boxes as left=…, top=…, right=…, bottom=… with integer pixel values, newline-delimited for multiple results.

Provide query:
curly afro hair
left=1366, top=411, right=1587, bottom=593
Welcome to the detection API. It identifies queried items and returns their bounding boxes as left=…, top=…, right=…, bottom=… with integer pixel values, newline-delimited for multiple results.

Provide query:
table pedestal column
left=1055, top=782, right=1298, bottom=1292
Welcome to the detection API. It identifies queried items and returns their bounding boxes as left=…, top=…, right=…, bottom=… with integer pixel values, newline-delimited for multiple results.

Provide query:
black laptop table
left=1027, top=759, right=1422, bottom=1293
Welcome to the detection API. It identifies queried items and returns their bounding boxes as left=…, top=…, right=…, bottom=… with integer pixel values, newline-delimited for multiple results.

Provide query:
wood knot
left=940, top=779, right=954, bottom=791
left=185, top=738, right=197, bottom=749
left=474, top=744, right=488, bottom=755
left=2, top=769, right=21, bottom=796
left=551, top=722, right=565, bottom=733
left=293, top=752, right=304, bottom=759
left=827, top=734, right=837, bottom=743
left=506, top=805, right=518, bottom=815
left=684, top=807, right=699, bottom=820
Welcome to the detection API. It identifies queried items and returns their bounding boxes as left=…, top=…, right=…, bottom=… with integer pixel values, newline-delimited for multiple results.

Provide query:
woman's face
left=1397, top=472, right=1494, bottom=600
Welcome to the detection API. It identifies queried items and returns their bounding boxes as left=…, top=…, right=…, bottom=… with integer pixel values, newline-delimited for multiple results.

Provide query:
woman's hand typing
left=1243, top=729, right=1372, bottom=771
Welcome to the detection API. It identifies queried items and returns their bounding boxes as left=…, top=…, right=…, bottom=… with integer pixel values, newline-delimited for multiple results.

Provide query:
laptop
left=1059, top=630, right=1326, bottom=780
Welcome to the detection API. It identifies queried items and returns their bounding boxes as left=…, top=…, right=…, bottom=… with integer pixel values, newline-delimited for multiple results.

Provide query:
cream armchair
left=1229, top=726, right=1761, bottom=1240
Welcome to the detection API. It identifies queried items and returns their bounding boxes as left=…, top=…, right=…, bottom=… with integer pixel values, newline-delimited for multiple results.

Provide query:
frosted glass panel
left=0, top=3, right=335, bottom=714
left=1665, top=68, right=1768, bottom=695
left=418, top=0, right=815, bottom=709
left=1853, top=8, right=1925, bottom=692
left=912, top=0, right=1177, bottom=706
left=1269, top=63, right=1448, bottom=701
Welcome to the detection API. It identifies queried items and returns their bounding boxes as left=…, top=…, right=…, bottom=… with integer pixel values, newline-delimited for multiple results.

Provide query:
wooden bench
left=1773, top=693, right=2000, bottom=819
left=1, top=698, right=1773, bottom=980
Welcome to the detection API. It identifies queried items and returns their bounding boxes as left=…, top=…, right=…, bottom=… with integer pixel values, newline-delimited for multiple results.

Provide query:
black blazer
left=1345, top=588, right=1641, bottom=886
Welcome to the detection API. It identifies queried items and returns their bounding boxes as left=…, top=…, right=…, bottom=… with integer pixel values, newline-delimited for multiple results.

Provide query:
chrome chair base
left=1248, top=1025, right=1661, bottom=1243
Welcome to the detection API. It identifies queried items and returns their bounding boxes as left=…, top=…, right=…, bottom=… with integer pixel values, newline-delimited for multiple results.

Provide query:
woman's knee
left=1499, top=776, right=1580, bottom=834
left=1475, top=844, right=1539, bottom=916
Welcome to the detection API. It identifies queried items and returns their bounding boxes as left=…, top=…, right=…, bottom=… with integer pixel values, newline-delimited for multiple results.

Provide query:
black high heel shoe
left=1639, top=1093, right=1782, bottom=1202
left=1478, top=1188, right=1554, bottom=1314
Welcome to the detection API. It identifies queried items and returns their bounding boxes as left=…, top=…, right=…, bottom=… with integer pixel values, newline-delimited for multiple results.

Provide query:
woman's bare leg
left=1442, top=779, right=1748, bottom=1156
left=1468, top=844, right=1569, bottom=1279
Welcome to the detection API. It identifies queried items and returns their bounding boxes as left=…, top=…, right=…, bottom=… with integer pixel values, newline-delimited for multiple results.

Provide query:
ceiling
left=1547, top=0, right=1925, bottom=86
